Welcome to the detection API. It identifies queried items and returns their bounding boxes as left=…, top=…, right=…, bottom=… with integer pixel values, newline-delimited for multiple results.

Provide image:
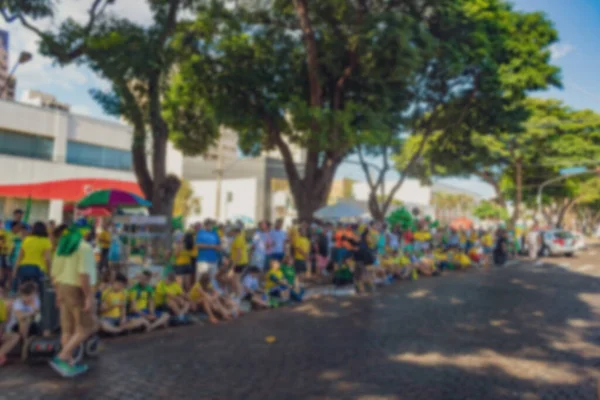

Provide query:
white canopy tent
left=314, top=201, right=365, bottom=220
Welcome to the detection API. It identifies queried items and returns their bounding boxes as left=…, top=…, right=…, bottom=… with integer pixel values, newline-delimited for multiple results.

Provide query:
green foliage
left=410, top=98, right=600, bottom=213
left=3, top=0, right=220, bottom=215
left=387, top=207, right=415, bottom=231
left=473, top=200, right=509, bottom=220
left=166, top=0, right=563, bottom=219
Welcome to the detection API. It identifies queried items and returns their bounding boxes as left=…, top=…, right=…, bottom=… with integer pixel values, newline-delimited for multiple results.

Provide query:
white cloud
left=550, top=43, right=574, bottom=61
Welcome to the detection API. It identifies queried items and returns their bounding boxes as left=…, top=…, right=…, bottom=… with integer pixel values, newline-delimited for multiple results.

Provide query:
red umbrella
left=79, top=207, right=112, bottom=217
left=450, top=217, right=473, bottom=230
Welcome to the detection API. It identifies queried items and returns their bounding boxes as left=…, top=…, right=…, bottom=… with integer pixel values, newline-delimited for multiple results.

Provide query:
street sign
left=559, top=166, right=587, bottom=176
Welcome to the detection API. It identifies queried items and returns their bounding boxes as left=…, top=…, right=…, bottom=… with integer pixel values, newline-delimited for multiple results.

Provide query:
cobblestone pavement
left=3, top=250, right=600, bottom=400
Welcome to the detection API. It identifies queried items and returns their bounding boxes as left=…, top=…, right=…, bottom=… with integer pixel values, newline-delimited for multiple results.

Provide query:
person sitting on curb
left=154, top=271, right=190, bottom=322
left=241, top=267, right=269, bottom=310
left=0, top=288, right=19, bottom=366
left=100, top=274, right=149, bottom=335
left=128, top=270, right=170, bottom=332
left=280, top=255, right=305, bottom=302
left=195, top=273, right=234, bottom=321
left=3, top=283, right=40, bottom=362
left=264, top=259, right=291, bottom=303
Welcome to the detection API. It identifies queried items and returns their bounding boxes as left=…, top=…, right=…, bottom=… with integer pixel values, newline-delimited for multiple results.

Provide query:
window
left=66, top=141, right=132, bottom=171
left=0, top=130, right=53, bottom=160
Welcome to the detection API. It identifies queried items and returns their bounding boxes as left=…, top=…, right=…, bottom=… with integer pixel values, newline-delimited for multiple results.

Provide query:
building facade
left=21, top=90, right=71, bottom=112
left=0, top=29, right=15, bottom=100
left=0, top=99, right=182, bottom=222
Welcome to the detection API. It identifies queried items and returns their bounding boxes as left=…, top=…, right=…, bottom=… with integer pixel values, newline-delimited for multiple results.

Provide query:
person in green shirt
left=280, top=256, right=305, bottom=302
left=128, top=270, right=170, bottom=332
left=49, top=223, right=97, bottom=378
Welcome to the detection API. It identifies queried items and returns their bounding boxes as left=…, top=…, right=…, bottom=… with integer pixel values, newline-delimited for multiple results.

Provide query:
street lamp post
left=0, top=51, right=33, bottom=98
left=536, top=168, right=595, bottom=221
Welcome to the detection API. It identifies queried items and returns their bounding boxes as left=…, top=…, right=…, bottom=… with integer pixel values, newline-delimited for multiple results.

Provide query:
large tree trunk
left=368, top=192, right=385, bottom=221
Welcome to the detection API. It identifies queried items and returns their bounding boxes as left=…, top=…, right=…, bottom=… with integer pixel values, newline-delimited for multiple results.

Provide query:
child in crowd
left=128, top=270, right=170, bottom=332
left=265, top=259, right=292, bottom=302
left=173, top=232, right=195, bottom=291
left=100, top=274, right=149, bottom=334
left=155, top=271, right=190, bottom=322
left=0, top=288, right=19, bottom=366
left=241, top=267, right=269, bottom=310
left=332, top=258, right=354, bottom=286
left=281, top=256, right=305, bottom=301
left=1, top=283, right=40, bottom=363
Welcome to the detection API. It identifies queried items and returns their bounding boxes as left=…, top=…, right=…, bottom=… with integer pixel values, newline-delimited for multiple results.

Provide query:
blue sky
left=1, top=0, right=598, bottom=198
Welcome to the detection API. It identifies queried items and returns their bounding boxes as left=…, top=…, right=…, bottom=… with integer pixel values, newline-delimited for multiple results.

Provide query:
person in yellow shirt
left=265, top=259, right=291, bottom=302
left=189, top=273, right=232, bottom=323
left=230, top=226, right=248, bottom=274
left=292, top=227, right=311, bottom=278
left=128, top=270, right=170, bottom=332
left=0, top=288, right=19, bottom=366
left=173, top=232, right=195, bottom=291
left=99, top=273, right=149, bottom=335
left=14, top=221, right=52, bottom=293
left=0, top=227, right=14, bottom=290
left=155, top=271, right=190, bottom=321
left=97, top=222, right=111, bottom=272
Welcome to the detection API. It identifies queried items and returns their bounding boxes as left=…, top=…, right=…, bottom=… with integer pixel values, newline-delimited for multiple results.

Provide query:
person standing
left=49, top=223, right=97, bottom=377
left=251, top=221, right=271, bottom=271
left=14, top=221, right=52, bottom=293
left=269, top=219, right=287, bottom=262
left=526, top=222, right=540, bottom=260
left=97, top=222, right=112, bottom=273
left=493, top=228, right=508, bottom=266
left=195, top=219, right=222, bottom=284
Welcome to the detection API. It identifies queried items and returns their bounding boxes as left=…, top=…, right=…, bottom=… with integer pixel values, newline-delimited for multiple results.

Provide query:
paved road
left=3, top=249, right=600, bottom=400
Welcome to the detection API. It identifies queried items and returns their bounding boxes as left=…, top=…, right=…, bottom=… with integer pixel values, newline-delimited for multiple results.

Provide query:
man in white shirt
left=269, top=219, right=287, bottom=262
left=252, top=221, right=272, bottom=271
left=527, top=222, right=541, bottom=260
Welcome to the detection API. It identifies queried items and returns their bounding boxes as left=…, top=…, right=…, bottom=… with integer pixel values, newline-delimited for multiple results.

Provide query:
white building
left=0, top=99, right=182, bottom=222
left=21, top=90, right=71, bottom=112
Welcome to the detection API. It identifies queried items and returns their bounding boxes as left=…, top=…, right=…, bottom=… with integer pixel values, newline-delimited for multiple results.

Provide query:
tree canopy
left=2, top=0, right=220, bottom=217
left=164, top=0, right=561, bottom=220
left=405, top=98, right=600, bottom=226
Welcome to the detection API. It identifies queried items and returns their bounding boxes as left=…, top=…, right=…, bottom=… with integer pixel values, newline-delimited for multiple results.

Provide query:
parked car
left=573, top=232, right=586, bottom=251
left=539, top=229, right=577, bottom=257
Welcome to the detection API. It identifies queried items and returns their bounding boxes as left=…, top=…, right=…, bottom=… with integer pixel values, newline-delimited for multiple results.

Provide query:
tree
left=410, top=99, right=600, bottom=227
left=173, top=179, right=201, bottom=218
left=375, top=1, right=561, bottom=221
left=167, top=0, right=548, bottom=221
left=2, top=0, right=220, bottom=218
left=473, top=200, right=509, bottom=221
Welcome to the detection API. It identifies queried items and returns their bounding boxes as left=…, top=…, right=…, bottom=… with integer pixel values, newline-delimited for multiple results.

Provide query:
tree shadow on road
left=2, top=258, right=600, bottom=400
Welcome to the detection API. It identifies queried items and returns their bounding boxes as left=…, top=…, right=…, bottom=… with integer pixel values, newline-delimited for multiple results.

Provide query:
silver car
left=540, top=230, right=576, bottom=257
